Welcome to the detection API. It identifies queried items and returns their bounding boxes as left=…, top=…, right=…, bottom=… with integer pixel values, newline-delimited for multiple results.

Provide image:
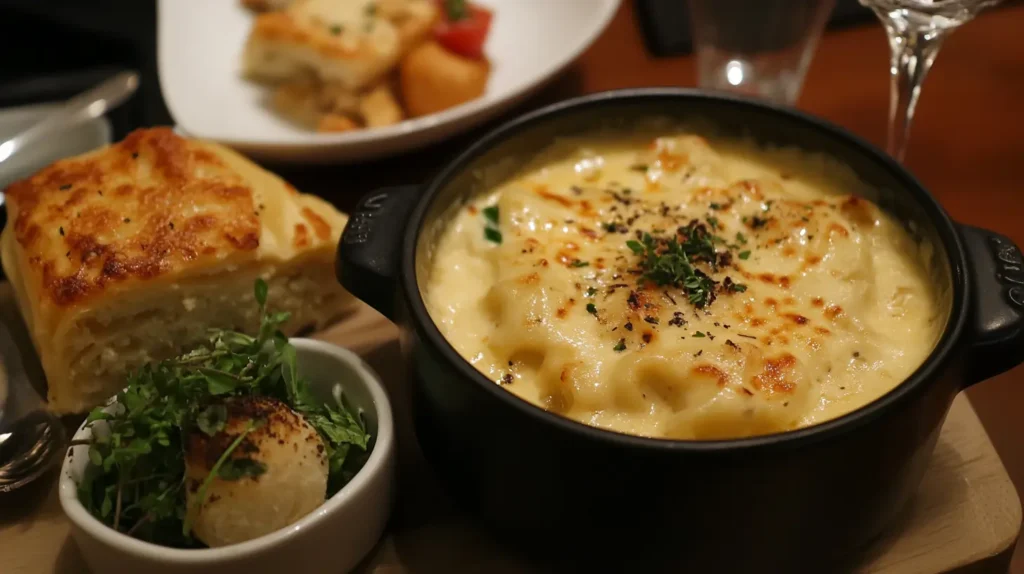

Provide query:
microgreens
left=74, top=280, right=371, bottom=547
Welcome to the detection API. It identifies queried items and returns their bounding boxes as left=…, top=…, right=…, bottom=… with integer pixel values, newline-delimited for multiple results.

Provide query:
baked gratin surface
left=425, top=132, right=945, bottom=440
left=6, top=127, right=333, bottom=307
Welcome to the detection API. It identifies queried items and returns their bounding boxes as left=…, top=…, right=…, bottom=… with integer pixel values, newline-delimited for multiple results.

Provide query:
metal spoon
left=0, top=70, right=139, bottom=203
left=0, top=320, right=64, bottom=493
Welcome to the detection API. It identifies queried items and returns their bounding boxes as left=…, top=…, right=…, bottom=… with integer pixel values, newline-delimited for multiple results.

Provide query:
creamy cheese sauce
left=425, top=133, right=943, bottom=440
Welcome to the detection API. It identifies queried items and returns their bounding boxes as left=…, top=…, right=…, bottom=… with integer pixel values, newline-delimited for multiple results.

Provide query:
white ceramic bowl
left=157, top=0, right=620, bottom=163
left=59, top=339, right=395, bottom=574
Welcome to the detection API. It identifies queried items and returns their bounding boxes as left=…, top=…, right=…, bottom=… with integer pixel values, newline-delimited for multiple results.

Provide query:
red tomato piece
left=434, top=1, right=493, bottom=60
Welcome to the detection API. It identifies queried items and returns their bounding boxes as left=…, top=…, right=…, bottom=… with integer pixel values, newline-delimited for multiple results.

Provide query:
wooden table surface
left=269, top=2, right=1024, bottom=571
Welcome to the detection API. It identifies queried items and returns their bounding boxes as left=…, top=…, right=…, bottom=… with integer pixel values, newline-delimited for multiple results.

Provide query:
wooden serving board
left=0, top=297, right=1020, bottom=574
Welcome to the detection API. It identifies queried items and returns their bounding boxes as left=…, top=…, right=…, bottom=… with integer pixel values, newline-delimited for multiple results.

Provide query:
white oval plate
left=157, top=0, right=620, bottom=164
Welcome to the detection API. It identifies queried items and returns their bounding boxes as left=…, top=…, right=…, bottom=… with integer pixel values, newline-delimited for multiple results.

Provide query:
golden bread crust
left=243, top=0, right=438, bottom=90
left=0, top=127, right=353, bottom=413
left=250, top=10, right=388, bottom=64
left=6, top=128, right=263, bottom=307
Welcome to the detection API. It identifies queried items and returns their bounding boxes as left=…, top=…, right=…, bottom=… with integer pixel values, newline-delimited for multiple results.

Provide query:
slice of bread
left=1, top=128, right=355, bottom=413
left=243, top=0, right=437, bottom=91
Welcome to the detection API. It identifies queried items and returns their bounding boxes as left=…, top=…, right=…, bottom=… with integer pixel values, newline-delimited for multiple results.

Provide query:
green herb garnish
left=693, top=331, right=706, bottom=338
left=482, top=205, right=501, bottom=244
left=75, top=280, right=371, bottom=548
left=329, top=24, right=343, bottom=35
left=613, top=338, right=627, bottom=352
left=750, top=216, right=769, bottom=229
left=627, top=228, right=718, bottom=308
left=738, top=250, right=751, bottom=260
left=570, top=259, right=589, bottom=268
left=585, top=287, right=597, bottom=297
left=182, top=419, right=263, bottom=537
left=586, top=303, right=598, bottom=315
left=482, top=205, right=499, bottom=224
left=445, top=0, right=467, bottom=20
left=195, top=404, right=227, bottom=436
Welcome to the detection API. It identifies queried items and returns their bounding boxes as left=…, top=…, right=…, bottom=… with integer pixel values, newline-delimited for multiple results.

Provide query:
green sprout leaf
left=196, top=405, right=227, bottom=437
left=254, top=278, right=268, bottom=308
left=218, top=458, right=267, bottom=481
left=72, top=279, right=373, bottom=548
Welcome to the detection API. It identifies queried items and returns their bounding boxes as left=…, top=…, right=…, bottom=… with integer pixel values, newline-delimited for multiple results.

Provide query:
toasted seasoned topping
left=6, top=128, right=265, bottom=306
left=426, top=132, right=941, bottom=440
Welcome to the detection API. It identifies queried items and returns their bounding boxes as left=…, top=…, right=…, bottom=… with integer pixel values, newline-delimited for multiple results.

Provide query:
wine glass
left=859, top=0, right=1002, bottom=161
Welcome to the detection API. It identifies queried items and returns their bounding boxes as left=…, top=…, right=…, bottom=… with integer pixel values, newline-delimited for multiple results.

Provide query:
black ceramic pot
left=337, top=89, right=1024, bottom=572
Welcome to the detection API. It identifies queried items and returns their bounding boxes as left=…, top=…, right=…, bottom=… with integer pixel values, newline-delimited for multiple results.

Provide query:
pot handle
left=959, top=224, right=1024, bottom=386
left=337, top=186, right=420, bottom=321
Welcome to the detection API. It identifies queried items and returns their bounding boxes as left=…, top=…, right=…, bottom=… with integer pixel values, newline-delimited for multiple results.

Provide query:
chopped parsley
left=738, top=250, right=751, bottom=260
left=613, top=338, right=627, bottom=352
left=570, top=259, right=589, bottom=268
left=484, top=227, right=502, bottom=244
left=735, top=232, right=747, bottom=244
left=482, top=205, right=499, bottom=224
left=329, top=24, right=343, bottom=35
left=709, top=202, right=722, bottom=210
left=482, top=205, right=501, bottom=244
left=626, top=225, right=719, bottom=308
left=722, top=276, right=748, bottom=294
left=585, top=287, right=597, bottom=297
left=629, top=164, right=649, bottom=173
left=586, top=303, right=598, bottom=315
left=693, top=331, right=706, bottom=338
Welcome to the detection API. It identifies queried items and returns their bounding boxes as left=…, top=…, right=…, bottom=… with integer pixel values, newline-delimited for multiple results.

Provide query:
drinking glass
left=859, top=0, right=1002, bottom=161
left=688, top=0, right=836, bottom=106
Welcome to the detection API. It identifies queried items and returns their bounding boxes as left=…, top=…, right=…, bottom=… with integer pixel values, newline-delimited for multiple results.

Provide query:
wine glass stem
left=881, top=19, right=947, bottom=162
